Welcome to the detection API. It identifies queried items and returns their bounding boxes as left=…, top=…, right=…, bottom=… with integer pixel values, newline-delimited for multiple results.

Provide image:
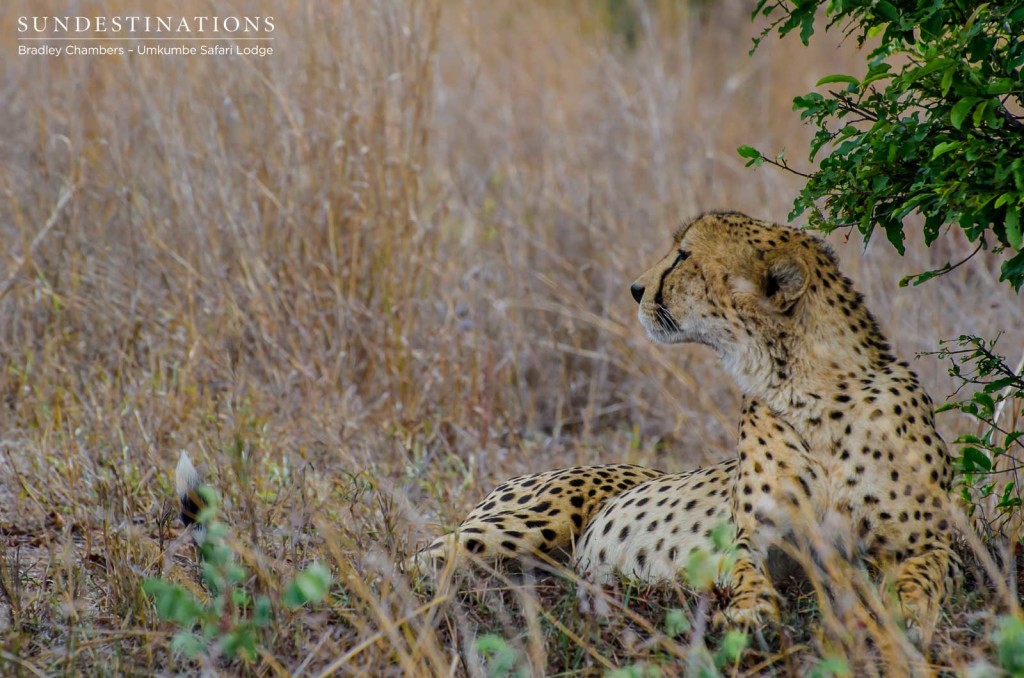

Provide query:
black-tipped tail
left=175, top=451, right=207, bottom=545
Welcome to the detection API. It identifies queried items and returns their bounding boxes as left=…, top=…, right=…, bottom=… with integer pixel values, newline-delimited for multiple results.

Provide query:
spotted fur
left=615, top=212, right=960, bottom=638
left=575, top=459, right=736, bottom=583
left=417, top=464, right=664, bottom=569
left=419, top=212, right=960, bottom=642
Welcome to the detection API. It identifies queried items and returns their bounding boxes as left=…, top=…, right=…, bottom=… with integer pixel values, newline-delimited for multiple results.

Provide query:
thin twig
left=907, top=240, right=985, bottom=287
left=759, top=155, right=814, bottom=179
left=992, top=351, right=1024, bottom=427
left=0, top=184, right=77, bottom=300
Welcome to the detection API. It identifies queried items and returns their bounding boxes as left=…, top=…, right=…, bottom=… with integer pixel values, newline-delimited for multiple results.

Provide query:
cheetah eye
left=675, top=250, right=690, bottom=264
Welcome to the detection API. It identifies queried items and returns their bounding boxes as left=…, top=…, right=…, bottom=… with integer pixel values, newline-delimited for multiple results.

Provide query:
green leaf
left=254, top=596, right=272, bottom=626
left=222, top=628, right=259, bottom=661
left=231, top=587, right=252, bottom=608
left=973, top=391, right=996, bottom=417
left=961, top=447, right=993, bottom=472
left=710, top=521, right=735, bottom=552
left=143, top=578, right=205, bottom=626
left=861, top=70, right=895, bottom=86
left=987, top=78, right=1019, bottom=95
left=882, top=219, right=906, bottom=255
left=736, top=145, right=762, bottom=159
left=1000, top=250, right=1024, bottom=291
left=1006, top=210, right=1022, bottom=250
left=808, top=657, right=852, bottom=678
left=283, top=562, right=332, bottom=608
left=171, top=631, right=207, bottom=659
left=907, top=58, right=952, bottom=82
left=474, top=634, right=522, bottom=678
left=665, top=608, right=692, bottom=637
left=951, top=97, right=982, bottom=130
left=973, top=99, right=992, bottom=128
left=899, top=263, right=951, bottom=287
left=685, top=548, right=716, bottom=590
left=996, top=483, right=1021, bottom=510
left=816, top=74, right=859, bottom=87
left=874, top=1, right=899, bottom=23
left=940, top=67, right=955, bottom=96
left=931, top=141, right=960, bottom=159
left=737, top=145, right=765, bottom=168
left=994, top=615, right=1024, bottom=675
left=716, top=630, right=750, bottom=667
left=799, top=11, right=816, bottom=45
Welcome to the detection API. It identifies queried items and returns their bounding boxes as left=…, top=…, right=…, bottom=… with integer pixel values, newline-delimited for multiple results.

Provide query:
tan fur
left=623, top=212, right=959, bottom=638
left=420, top=212, right=959, bottom=641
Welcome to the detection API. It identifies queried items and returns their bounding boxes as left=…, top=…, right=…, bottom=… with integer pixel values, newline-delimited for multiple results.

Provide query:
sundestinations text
left=17, top=16, right=274, bottom=34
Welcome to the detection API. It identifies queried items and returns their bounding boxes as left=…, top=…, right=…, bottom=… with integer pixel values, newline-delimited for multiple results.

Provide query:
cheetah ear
left=762, top=253, right=809, bottom=314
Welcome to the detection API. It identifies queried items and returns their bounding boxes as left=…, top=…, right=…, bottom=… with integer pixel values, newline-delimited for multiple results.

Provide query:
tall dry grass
left=1, top=0, right=1021, bottom=674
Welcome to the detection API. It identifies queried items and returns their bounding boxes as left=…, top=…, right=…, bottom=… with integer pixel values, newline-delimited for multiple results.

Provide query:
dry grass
left=1, top=0, right=1022, bottom=675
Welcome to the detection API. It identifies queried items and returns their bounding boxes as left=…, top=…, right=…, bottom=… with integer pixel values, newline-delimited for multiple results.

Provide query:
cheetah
left=419, top=212, right=959, bottom=640
left=416, top=464, right=665, bottom=569
left=580, top=211, right=958, bottom=637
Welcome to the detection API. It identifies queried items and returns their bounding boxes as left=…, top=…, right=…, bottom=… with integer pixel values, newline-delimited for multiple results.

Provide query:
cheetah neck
left=721, top=276, right=933, bottom=445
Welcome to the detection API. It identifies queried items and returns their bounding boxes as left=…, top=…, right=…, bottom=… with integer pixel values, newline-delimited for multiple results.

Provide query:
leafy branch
left=741, top=0, right=1024, bottom=290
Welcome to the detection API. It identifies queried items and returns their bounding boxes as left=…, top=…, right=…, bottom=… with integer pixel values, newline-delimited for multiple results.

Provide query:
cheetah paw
left=898, top=607, right=935, bottom=648
left=711, top=596, right=779, bottom=630
left=897, top=588, right=937, bottom=646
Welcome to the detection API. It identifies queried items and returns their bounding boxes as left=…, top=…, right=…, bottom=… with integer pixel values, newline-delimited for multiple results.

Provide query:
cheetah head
left=630, top=212, right=824, bottom=354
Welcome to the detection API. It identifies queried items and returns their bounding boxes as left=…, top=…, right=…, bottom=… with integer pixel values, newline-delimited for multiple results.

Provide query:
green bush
left=741, top=0, right=1023, bottom=289
left=143, top=489, right=331, bottom=664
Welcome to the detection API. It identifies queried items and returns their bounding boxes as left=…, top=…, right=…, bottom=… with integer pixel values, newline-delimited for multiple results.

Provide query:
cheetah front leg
left=714, top=399, right=825, bottom=628
left=712, top=528, right=782, bottom=628
left=891, top=544, right=957, bottom=644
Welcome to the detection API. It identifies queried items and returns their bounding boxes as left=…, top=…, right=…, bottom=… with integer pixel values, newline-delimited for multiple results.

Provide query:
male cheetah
left=404, top=212, right=959, bottom=639
left=584, top=212, right=958, bottom=636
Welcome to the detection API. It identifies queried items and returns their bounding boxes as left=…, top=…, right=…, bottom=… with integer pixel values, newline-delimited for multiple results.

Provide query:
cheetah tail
left=175, top=451, right=208, bottom=546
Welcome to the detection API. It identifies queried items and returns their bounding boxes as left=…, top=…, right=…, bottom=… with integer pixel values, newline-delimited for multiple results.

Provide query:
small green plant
left=605, top=664, right=663, bottom=678
left=684, top=521, right=736, bottom=590
left=473, top=634, right=530, bottom=678
left=663, top=608, right=691, bottom=637
left=807, top=656, right=852, bottom=678
left=714, top=630, right=749, bottom=670
left=678, top=629, right=751, bottom=678
left=142, top=489, right=332, bottom=663
left=994, top=615, right=1024, bottom=677
left=931, top=335, right=1024, bottom=534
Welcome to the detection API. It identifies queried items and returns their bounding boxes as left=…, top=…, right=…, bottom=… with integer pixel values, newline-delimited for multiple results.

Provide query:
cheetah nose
left=630, top=282, right=645, bottom=304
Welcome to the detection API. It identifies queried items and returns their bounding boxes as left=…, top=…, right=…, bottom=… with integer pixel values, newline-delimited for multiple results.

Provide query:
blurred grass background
left=1, top=0, right=1021, bottom=674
